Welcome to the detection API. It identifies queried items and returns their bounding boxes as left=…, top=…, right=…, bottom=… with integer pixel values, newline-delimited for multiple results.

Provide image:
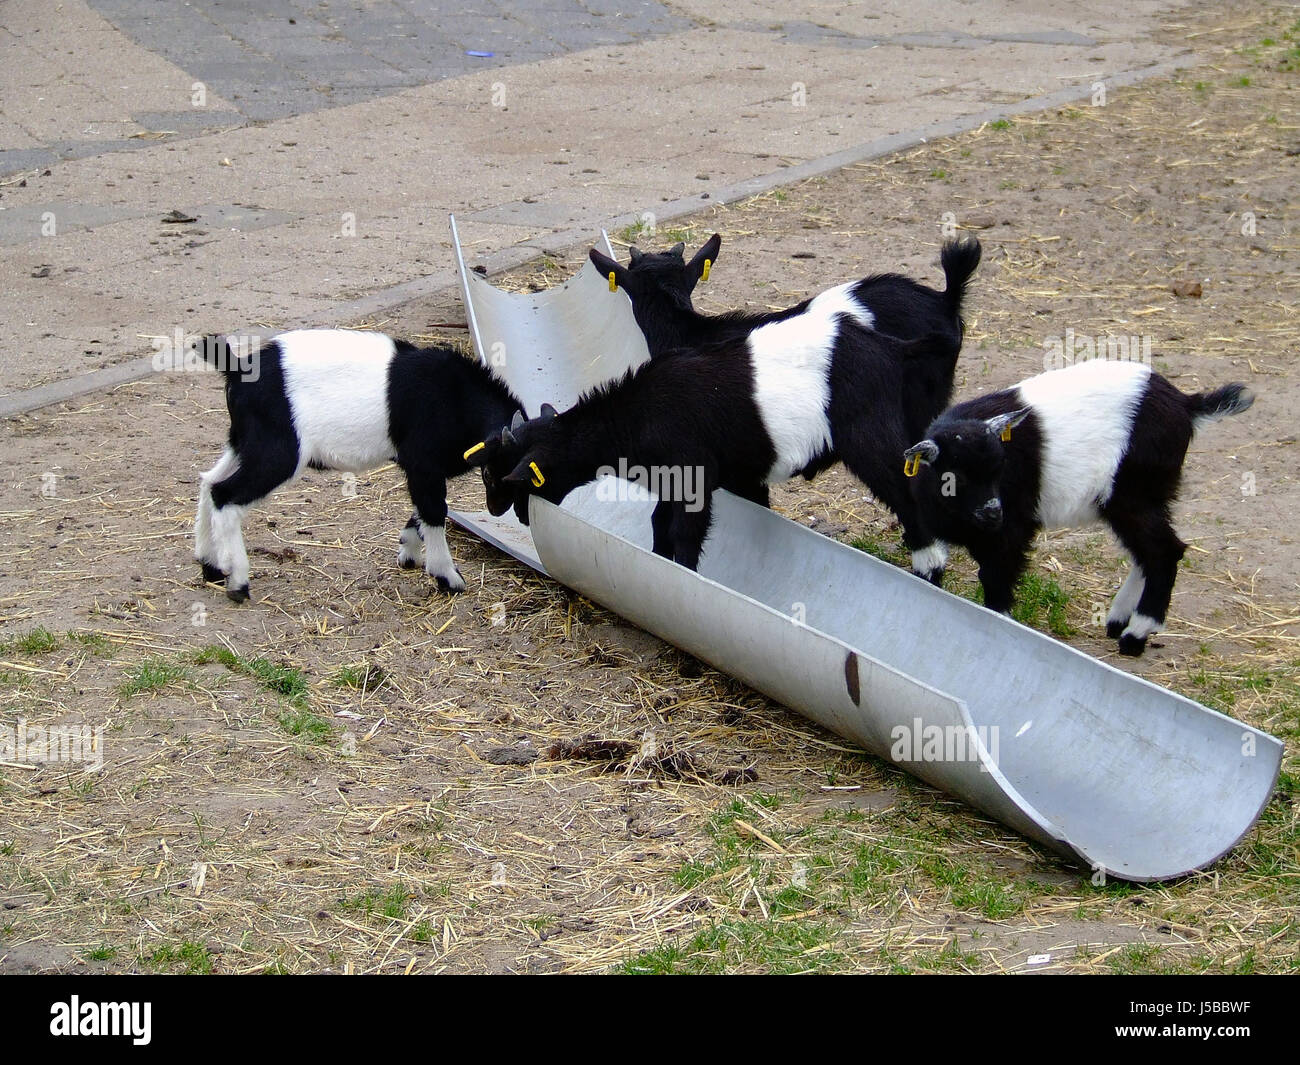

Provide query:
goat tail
left=1188, top=383, right=1254, bottom=426
left=940, top=236, right=982, bottom=318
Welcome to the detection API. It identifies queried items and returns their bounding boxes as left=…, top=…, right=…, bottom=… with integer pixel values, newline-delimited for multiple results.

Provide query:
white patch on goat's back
left=277, top=330, right=397, bottom=473
left=1015, top=359, right=1150, bottom=528
left=748, top=285, right=863, bottom=482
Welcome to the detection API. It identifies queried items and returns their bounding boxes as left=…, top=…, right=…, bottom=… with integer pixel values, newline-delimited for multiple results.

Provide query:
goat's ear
left=903, top=440, right=940, bottom=477
left=589, top=248, right=630, bottom=290
left=502, top=454, right=546, bottom=489
left=628, top=245, right=644, bottom=264
left=510, top=409, right=525, bottom=431
left=539, top=403, right=558, bottom=421
left=687, top=233, right=722, bottom=283
left=985, top=408, right=1031, bottom=442
left=669, top=242, right=685, bottom=257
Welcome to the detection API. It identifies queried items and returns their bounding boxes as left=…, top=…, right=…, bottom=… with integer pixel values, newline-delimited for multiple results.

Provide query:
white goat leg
left=421, top=522, right=465, bottom=592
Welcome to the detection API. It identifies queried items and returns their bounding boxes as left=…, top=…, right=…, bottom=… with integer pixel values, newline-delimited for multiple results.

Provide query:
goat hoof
left=434, top=573, right=466, bottom=594
left=398, top=557, right=419, bottom=570
left=1117, top=634, right=1147, bottom=657
left=226, top=583, right=250, bottom=604
left=1106, top=620, right=1126, bottom=639
left=200, top=562, right=225, bottom=584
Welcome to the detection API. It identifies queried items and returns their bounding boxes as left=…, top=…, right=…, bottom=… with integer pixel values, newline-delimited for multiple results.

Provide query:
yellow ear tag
left=608, top=271, right=618, bottom=292
left=904, top=453, right=921, bottom=478
left=701, top=259, right=712, bottom=282
left=529, top=462, right=545, bottom=488
left=463, top=440, right=486, bottom=461
left=1000, top=426, right=1013, bottom=442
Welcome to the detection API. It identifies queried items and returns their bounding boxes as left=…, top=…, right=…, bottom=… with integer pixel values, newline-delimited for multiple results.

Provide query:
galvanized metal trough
left=448, top=217, right=1283, bottom=882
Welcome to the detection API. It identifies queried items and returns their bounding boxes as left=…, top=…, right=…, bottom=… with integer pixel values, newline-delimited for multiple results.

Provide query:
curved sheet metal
left=446, top=217, right=1284, bottom=881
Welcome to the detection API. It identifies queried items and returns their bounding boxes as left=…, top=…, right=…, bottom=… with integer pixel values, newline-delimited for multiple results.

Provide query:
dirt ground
left=0, top=3, right=1296, bottom=973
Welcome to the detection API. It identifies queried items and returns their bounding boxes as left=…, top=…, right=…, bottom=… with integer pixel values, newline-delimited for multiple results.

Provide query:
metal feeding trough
left=447, top=217, right=1283, bottom=882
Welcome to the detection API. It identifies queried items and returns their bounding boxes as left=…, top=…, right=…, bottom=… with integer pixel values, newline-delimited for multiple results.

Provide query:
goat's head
left=589, top=233, right=721, bottom=309
left=463, top=404, right=567, bottom=524
left=904, top=408, right=1030, bottom=533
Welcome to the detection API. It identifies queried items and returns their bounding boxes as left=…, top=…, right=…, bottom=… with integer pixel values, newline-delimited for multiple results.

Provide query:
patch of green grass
left=1, top=627, right=58, bottom=655
left=67, top=631, right=109, bottom=654
left=196, top=645, right=310, bottom=706
left=929, top=167, right=949, bottom=180
left=143, top=940, right=213, bottom=974
left=910, top=940, right=983, bottom=972
left=117, top=658, right=189, bottom=700
left=332, top=663, right=385, bottom=691
left=1184, top=662, right=1300, bottom=739
left=618, top=917, right=846, bottom=974
left=1008, top=572, right=1074, bottom=637
left=615, top=219, right=654, bottom=245
left=1236, top=75, right=1252, bottom=87
left=339, top=884, right=409, bottom=921
left=848, top=533, right=910, bottom=568
left=988, top=118, right=1012, bottom=131
left=196, top=645, right=327, bottom=740
left=276, top=706, right=333, bottom=742
left=84, top=943, right=117, bottom=961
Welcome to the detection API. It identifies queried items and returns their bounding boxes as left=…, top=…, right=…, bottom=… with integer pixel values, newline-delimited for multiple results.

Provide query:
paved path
left=0, top=0, right=1194, bottom=409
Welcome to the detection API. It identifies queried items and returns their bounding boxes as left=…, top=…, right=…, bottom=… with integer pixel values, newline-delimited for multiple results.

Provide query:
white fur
left=211, top=502, right=250, bottom=591
left=397, top=522, right=424, bottom=567
left=1106, top=564, right=1146, bottom=627
left=1122, top=611, right=1161, bottom=641
left=1014, top=359, right=1150, bottom=528
left=196, top=330, right=461, bottom=597
left=420, top=522, right=465, bottom=590
left=748, top=284, right=871, bottom=483
left=278, top=329, right=398, bottom=473
left=195, top=448, right=238, bottom=567
left=911, top=541, right=949, bottom=578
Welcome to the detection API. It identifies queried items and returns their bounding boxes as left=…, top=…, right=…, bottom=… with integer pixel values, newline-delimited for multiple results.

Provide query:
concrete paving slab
left=0, top=0, right=1197, bottom=410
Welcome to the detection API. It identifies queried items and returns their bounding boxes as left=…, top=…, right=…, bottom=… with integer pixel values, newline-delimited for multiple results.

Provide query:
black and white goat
left=465, top=293, right=963, bottom=575
left=591, top=233, right=980, bottom=359
left=194, top=329, right=522, bottom=601
left=592, top=234, right=980, bottom=531
left=902, top=359, right=1254, bottom=655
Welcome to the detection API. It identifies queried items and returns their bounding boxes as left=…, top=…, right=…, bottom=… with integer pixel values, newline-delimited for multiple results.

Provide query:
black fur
left=197, top=333, right=522, bottom=600
left=585, top=234, right=980, bottom=561
left=467, top=324, right=961, bottom=572
left=590, top=234, right=980, bottom=357
left=907, top=368, right=1254, bottom=655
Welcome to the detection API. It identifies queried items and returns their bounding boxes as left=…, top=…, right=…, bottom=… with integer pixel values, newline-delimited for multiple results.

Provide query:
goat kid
left=591, top=234, right=980, bottom=533
left=195, top=329, right=522, bottom=601
left=590, top=233, right=980, bottom=360
left=902, top=358, right=1254, bottom=655
left=465, top=302, right=962, bottom=575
